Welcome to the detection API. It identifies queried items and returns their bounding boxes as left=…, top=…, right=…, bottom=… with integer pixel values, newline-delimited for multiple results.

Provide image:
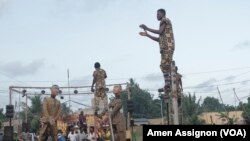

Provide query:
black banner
left=143, top=125, right=250, bottom=141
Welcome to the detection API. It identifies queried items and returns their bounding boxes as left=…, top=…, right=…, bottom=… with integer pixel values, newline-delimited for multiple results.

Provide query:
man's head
left=58, top=130, right=63, bottom=134
left=94, top=62, right=100, bottom=69
left=113, top=84, right=122, bottom=96
left=80, top=111, right=84, bottom=115
left=157, top=9, right=166, bottom=21
left=90, top=126, right=94, bottom=132
left=50, top=85, right=59, bottom=97
left=70, top=126, right=74, bottom=133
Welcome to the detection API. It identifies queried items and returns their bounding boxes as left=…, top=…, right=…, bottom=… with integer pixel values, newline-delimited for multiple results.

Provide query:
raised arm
left=147, top=33, right=159, bottom=42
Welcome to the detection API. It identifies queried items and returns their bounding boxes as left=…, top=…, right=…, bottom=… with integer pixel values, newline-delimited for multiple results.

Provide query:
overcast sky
left=1, top=0, right=250, bottom=111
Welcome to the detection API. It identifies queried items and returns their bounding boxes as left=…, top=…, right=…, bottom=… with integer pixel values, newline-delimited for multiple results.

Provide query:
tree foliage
left=240, top=98, right=250, bottom=124
left=182, top=93, right=205, bottom=125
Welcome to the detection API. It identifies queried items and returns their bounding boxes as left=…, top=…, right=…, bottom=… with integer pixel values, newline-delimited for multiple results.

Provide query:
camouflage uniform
left=109, top=96, right=126, bottom=141
left=93, top=68, right=108, bottom=111
left=38, top=97, right=61, bottom=141
left=159, top=17, right=175, bottom=89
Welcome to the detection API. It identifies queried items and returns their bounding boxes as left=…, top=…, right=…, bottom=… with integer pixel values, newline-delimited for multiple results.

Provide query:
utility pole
left=170, top=61, right=179, bottom=125
left=126, top=83, right=132, bottom=140
left=217, top=87, right=227, bottom=112
left=19, top=92, right=21, bottom=126
left=160, top=96, right=164, bottom=124
left=67, top=69, right=71, bottom=111
left=25, top=94, right=28, bottom=123
left=233, top=88, right=250, bottom=119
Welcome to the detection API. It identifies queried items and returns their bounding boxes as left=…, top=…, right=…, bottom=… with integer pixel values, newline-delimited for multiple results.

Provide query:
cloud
left=186, top=78, right=218, bottom=92
left=241, top=80, right=249, bottom=85
left=195, top=78, right=217, bottom=88
left=213, top=75, right=237, bottom=83
left=0, top=59, right=45, bottom=77
left=0, top=0, right=9, bottom=17
left=143, top=73, right=163, bottom=82
left=234, top=41, right=250, bottom=50
left=224, top=75, right=236, bottom=81
left=0, top=0, right=8, bottom=10
left=50, top=0, right=115, bottom=17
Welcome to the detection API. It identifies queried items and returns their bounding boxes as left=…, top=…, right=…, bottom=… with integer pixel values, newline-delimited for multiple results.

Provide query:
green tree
left=0, top=108, right=7, bottom=129
left=20, top=95, right=46, bottom=132
left=149, top=99, right=164, bottom=118
left=182, top=93, right=205, bottom=125
left=128, top=79, right=153, bottom=118
left=29, top=95, right=43, bottom=133
left=201, top=97, right=223, bottom=112
left=29, top=95, right=43, bottom=115
left=60, top=103, right=72, bottom=121
left=240, top=98, right=250, bottom=124
left=119, top=79, right=164, bottom=119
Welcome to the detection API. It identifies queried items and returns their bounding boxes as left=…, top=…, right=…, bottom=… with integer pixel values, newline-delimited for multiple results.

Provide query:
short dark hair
left=157, top=9, right=166, bottom=16
left=51, top=84, right=59, bottom=89
left=94, top=62, right=100, bottom=68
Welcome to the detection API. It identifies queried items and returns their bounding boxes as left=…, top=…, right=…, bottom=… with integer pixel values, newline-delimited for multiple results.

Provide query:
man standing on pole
left=139, top=8, right=175, bottom=92
left=91, top=62, right=108, bottom=115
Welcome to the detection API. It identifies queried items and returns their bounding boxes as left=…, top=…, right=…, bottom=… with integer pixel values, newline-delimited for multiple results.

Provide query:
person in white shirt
left=78, top=128, right=88, bottom=141
left=87, top=126, right=97, bottom=141
left=68, top=128, right=77, bottom=141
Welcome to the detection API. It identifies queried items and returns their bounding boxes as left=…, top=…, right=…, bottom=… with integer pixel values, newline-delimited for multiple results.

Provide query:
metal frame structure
left=9, top=82, right=130, bottom=141
left=8, top=83, right=127, bottom=104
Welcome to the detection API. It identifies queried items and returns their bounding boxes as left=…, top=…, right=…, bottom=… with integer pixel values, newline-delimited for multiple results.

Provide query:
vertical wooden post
left=126, top=83, right=132, bottom=140
left=171, top=61, right=179, bottom=125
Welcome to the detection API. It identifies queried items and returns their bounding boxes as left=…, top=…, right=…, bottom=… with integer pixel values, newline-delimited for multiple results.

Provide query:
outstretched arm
left=139, top=31, right=159, bottom=42
left=140, top=23, right=166, bottom=35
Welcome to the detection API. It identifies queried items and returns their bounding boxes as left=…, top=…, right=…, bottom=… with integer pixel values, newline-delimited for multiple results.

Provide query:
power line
left=182, top=66, right=250, bottom=75
left=184, top=79, right=250, bottom=89
left=1, top=66, right=250, bottom=83
left=202, top=70, right=250, bottom=85
left=0, top=71, right=28, bottom=85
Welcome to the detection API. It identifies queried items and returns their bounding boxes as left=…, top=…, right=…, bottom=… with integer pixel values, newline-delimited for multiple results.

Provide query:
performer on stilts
left=139, top=8, right=176, bottom=92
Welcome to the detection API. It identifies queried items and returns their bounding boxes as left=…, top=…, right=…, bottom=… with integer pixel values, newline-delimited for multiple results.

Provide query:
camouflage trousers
left=94, top=95, right=108, bottom=112
left=160, top=50, right=174, bottom=73
left=95, top=87, right=106, bottom=97
left=160, top=49, right=174, bottom=90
